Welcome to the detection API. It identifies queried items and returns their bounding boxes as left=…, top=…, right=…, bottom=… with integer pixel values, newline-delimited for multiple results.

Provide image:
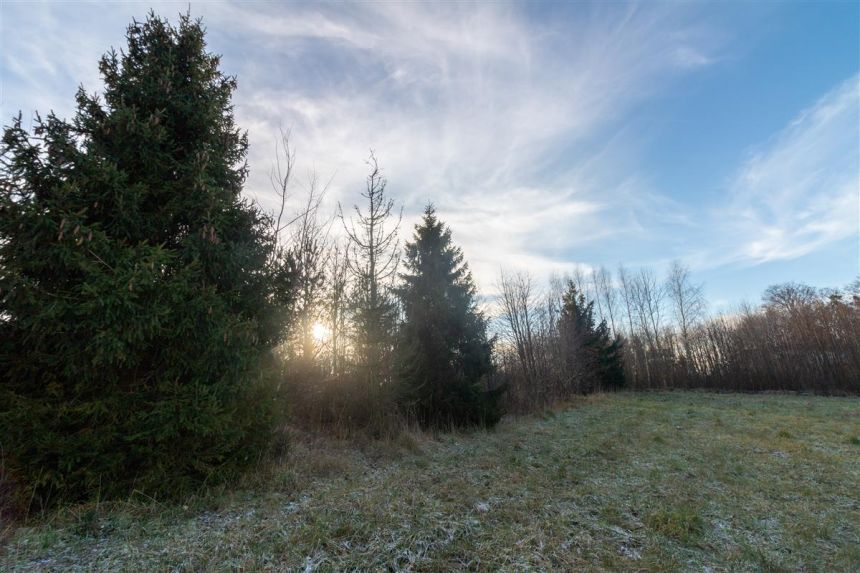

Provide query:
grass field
left=2, top=392, right=859, bottom=572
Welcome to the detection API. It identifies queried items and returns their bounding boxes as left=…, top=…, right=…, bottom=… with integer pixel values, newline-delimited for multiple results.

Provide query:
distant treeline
left=623, top=281, right=860, bottom=393
left=493, top=265, right=860, bottom=401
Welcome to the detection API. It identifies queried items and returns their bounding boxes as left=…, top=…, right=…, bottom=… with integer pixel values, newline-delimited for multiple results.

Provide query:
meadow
left=3, top=392, right=858, bottom=572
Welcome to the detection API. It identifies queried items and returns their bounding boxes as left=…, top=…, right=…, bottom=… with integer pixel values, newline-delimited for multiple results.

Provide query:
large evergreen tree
left=559, top=281, right=626, bottom=392
left=0, top=13, right=292, bottom=506
left=396, top=206, right=502, bottom=427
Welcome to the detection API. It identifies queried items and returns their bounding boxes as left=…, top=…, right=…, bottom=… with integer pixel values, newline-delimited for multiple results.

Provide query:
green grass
left=3, top=392, right=859, bottom=571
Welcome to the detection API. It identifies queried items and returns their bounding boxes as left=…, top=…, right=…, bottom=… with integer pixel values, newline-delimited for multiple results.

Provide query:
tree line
left=622, top=278, right=860, bottom=393
left=492, top=263, right=859, bottom=402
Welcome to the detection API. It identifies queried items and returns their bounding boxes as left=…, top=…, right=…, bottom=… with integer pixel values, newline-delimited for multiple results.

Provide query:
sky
left=1, top=1, right=858, bottom=311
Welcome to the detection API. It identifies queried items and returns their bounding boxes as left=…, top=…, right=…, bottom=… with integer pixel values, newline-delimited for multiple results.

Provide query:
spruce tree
left=559, top=281, right=626, bottom=392
left=594, top=321, right=626, bottom=389
left=0, top=13, right=292, bottom=506
left=396, top=206, right=502, bottom=427
left=339, top=155, right=401, bottom=426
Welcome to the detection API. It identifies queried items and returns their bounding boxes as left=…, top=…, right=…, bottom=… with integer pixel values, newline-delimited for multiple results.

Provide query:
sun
left=312, top=322, right=330, bottom=343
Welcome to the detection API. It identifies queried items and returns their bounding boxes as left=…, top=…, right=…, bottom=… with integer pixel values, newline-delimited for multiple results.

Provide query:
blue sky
left=1, top=1, right=858, bottom=310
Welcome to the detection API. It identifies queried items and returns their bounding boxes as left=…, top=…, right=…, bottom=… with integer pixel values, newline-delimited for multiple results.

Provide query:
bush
left=282, top=366, right=404, bottom=438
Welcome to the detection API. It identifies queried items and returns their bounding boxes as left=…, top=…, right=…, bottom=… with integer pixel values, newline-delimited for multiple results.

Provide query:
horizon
left=2, top=1, right=858, bottom=310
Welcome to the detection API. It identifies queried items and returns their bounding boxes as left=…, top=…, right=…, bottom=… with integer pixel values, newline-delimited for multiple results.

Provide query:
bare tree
left=617, top=264, right=637, bottom=339
left=325, top=240, right=350, bottom=375
left=289, top=173, right=333, bottom=362
left=268, top=128, right=334, bottom=364
left=590, top=268, right=605, bottom=328
left=571, top=267, right=588, bottom=301
left=545, top=272, right=568, bottom=336
left=497, top=270, right=540, bottom=399
left=665, top=261, right=706, bottom=370
left=269, top=127, right=296, bottom=244
left=627, top=267, right=665, bottom=352
left=264, top=127, right=297, bottom=281
left=762, top=282, right=820, bottom=313
left=594, top=266, right=618, bottom=337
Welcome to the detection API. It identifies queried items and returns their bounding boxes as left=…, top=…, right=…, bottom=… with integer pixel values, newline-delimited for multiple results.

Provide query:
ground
left=2, top=392, right=859, bottom=572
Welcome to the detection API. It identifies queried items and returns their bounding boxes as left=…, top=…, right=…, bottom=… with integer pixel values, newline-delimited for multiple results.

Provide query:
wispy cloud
left=0, top=3, right=126, bottom=122
left=5, top=2, right=775, bottom=292
left=720, top=74, right=859, bottom=265
left=200, top=2, right=722, bottom=289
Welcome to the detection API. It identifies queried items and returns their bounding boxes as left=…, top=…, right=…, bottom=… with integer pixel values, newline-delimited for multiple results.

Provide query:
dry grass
left=2, top=392, right=859, bottom=572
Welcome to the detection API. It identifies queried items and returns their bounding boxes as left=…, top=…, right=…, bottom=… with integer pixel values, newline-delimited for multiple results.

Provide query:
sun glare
left=312, top=322, right=330, bottom=343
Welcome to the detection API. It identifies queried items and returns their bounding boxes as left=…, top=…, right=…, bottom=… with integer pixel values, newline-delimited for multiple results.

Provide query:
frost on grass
left=3, top=392, right=859, bottom=572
